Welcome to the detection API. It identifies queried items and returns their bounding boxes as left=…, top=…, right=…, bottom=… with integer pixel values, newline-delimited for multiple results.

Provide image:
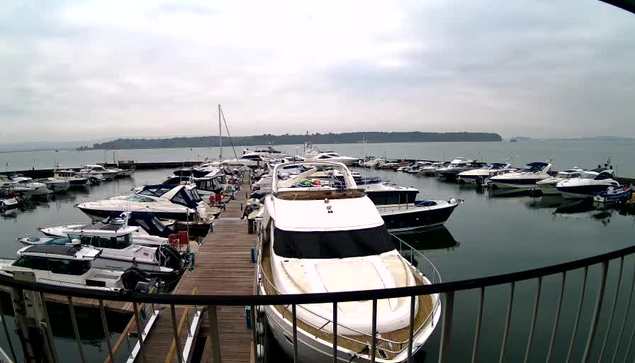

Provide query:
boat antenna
left=219, top=105, right=239, bottom=161
left=218, top=104, right=223, bottom=160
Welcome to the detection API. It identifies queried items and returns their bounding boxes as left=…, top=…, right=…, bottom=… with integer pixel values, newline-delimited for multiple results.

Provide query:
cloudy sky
left=1, top=0, right=634, bottom=143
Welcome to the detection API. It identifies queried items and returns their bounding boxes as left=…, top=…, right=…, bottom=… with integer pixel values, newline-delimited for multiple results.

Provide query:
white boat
left=18, top=227, right=183, bottom=277
left=305, top=151, right=359, bottom=166
left=536, top=168, right=583, bottom=195
left=79, top=164, right=119, bottom=180
left=404, top=162, right=432, bottom=174
left=457, top=163, right=515, bottom=184
left=258, top=161, right=440, bottom=362
left=556, top=170, right=620, bottom=199
left=41, top=212, right=177, bottom=241
left=418, top=161, right=448, bottom=176
left=11, top=176, right=50, bottom=197
left=0, top=245, right=138, bottom=291
left=490, top=162, right=552, bottom=189
left=0, top=175, right=37, bottom=198
left=37, top=177, right=71, bottom=193
left=53, top=169, right=90, bottom=188
left=76, top=184, right=212, bottom=221
left=0, top=196, right=19, bottom=211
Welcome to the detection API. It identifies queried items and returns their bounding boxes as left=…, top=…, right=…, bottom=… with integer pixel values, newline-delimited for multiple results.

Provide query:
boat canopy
left=138, top=184, right=201, bottom=208
left=525, top=162, right=549, bottom=171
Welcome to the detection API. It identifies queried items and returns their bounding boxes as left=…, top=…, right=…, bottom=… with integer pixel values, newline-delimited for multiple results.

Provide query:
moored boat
left=257, top=161, right=441, bottom=362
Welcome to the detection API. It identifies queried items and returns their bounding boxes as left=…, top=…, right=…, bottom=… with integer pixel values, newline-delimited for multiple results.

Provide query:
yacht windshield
left=273, top=226, right=394, bottom=259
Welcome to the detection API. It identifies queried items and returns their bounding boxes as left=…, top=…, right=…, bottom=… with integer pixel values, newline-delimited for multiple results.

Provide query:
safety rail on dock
left=0, top=241, right=635, bottom=362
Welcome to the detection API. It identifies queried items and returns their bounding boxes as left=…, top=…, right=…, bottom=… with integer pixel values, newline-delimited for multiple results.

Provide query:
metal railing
left=0, top=242, right=635, bottom=362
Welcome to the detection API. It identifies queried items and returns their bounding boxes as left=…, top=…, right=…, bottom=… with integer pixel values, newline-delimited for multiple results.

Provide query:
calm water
left=2, top=139, right=635, bottom=176
left=1, top=148, right=634, bottom=361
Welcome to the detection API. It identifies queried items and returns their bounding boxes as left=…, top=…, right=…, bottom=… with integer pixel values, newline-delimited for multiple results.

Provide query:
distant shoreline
left=87, top=131, right=503, bottom=150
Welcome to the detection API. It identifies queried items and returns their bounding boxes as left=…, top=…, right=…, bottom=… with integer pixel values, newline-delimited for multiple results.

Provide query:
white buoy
left=257, top=322, right=265, bottom=335
left=256, top=344, right=265, bottom=358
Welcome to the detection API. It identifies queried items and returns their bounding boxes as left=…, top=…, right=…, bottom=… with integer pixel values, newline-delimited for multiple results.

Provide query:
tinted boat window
left=273, top=226, right=394, bottom=259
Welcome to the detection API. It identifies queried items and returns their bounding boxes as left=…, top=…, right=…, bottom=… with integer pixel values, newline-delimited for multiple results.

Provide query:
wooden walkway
left=138, top=182, right=256, bottom=363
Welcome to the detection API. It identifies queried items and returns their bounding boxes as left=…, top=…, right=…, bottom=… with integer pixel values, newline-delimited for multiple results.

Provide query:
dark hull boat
left=377, top=199, right=461, bottom=232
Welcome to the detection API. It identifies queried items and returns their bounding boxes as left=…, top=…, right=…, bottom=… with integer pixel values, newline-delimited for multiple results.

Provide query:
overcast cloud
left=1, top=0, right=634, bottom=143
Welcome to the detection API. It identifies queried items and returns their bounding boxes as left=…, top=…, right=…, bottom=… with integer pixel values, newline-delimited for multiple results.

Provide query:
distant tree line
left=89, top=131, right=502, bottom=150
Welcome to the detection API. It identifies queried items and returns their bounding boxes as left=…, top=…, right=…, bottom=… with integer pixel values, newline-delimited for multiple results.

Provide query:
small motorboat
left=536, top=168, right=583, bottom=195
left=0, top=244, right=153, bottom=292
left=11, top=176, right=50, bottom=197
left=37, top=177, right=71, bottom=193
left=377, top=198, right=462, bottom=232
left=17, top=233, right=184, bottom=278
left=53, top=170, right=90, bottom=188
left=593, top=186, right=633, bottom=204
left=79, top=164, right=119, bottom=180
left=457, top=163, right=515, bottom=184
left=0, top=196, right=20, bottom=211
left=490, top=162, right=552, bottom=189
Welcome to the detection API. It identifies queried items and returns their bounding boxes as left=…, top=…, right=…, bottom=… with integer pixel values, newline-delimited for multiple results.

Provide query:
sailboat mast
left=218, top=104, right=223, bottom=160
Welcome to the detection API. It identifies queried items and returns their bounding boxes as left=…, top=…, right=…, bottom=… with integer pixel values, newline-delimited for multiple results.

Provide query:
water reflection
left=488, top=188, right=538, bottom=198
left=393, top=226, right=459, bottom=251
left=524, top=195, right=565, bottom=210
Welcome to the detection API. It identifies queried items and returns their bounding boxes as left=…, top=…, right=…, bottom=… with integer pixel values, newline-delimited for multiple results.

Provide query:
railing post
left=0, top=291, right=18, bottom=363
left=471, top=287, right=485, bottom=363
left=438, top=291, right=454, bottom=363
left=610, top=260, right=635, bottom=363
left=599, top=257, right=624, bottom=362
left=523, top=277, right=542, bottom=363
left=371, top=298, right=378, bottom=363
left=67, top=296, right=86, bottom=363
left=98, top=299, right=114, bottom=363
left=408, top=295, right=416, bottom=363
left=133, top=301, right=147, bottom=363
left=499, top=282, right=515, bottom=363
left=207, top=305, right=222, bottom=363
left=566, top=266, right=589, bottom=363
left=36, top=291, right=58, bottom=363
left=332, top=302, right=338, bottom=363
left=292, top=304, right=298, bottom=363
left=546, top=272, right=567, bottom=363
left=581, top=261, right=609, bottom=363
left=170, top=304, right=184, bottom=363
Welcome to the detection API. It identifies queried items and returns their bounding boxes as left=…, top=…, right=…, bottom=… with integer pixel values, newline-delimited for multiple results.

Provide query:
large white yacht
left=257, top=161, right=440, bottom=362
left=536, top=168, right=583, bottom=195
left=76, top=184, right=211, bottom=221
left=556, top=170, right=620, bottom=199
left=305, top=150, right=359, bottom=166
left=490, top=162, right=552, bottom=189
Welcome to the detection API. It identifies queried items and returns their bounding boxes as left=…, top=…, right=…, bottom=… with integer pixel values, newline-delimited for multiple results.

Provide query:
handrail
left=2, top=243, right=635, bottom=306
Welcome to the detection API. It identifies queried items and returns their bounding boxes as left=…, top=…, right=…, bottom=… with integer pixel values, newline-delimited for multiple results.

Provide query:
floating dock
left=132, top=180, right=256, bottom=363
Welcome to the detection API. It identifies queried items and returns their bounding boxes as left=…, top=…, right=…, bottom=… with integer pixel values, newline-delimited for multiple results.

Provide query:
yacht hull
left=263, top=287, right=440, bottom=363
left=378, top=202, right=459, bottom=232
left=492, top=179, right=543, bottom=189
left=556, top=185, right=613, bottom=199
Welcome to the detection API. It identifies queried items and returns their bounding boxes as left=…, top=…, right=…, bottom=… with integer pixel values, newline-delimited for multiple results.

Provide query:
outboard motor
left=156, top=244, right=186, bottom=271
left=121, top=267, right=151, bottom=292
